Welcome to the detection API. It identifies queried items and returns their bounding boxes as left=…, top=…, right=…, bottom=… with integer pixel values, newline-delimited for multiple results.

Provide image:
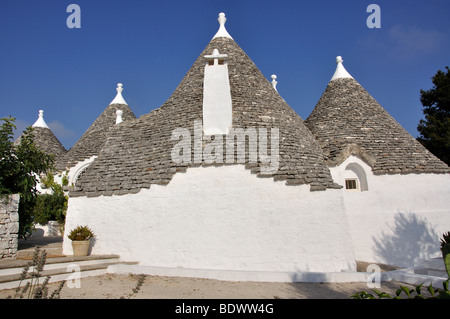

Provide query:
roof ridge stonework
left=69, top=37, right=341, bottom=197
left=305, top=78, right=450, bottom=174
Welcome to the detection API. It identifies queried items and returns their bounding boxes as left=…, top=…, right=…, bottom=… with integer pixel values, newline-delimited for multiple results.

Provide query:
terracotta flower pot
left=72, top=240, right=91, bottom=256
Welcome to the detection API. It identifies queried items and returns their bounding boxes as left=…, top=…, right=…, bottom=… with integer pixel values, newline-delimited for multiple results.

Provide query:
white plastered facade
left=63, top=165, right=356, bottom=274
left=63, top=158, right=450, bottom=275
left=329, top=155, right=450, bottom=268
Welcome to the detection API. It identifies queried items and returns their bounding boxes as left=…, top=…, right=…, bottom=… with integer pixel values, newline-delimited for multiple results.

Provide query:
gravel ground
left=0, top=272, right=417, bottom=299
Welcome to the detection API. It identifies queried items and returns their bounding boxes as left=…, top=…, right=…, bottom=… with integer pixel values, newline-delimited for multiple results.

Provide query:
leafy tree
left=0, top=117, right=54, bottom=237
left=33, top=173, right=68, bottom=225
left=417, top=66, right=450, bottom=165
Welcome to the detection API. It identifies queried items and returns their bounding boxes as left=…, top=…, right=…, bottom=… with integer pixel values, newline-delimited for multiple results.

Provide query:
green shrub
left=440, top=231, right=450, bottom=278
left=33, top=173, right=68, bottom=225
left=61, top=174, right=69, bottom=187
left=0, top=117, right=54, bottom=238
left=351, top=280, right=449, bottom=299
left=33, top=191, right=67, bottom=225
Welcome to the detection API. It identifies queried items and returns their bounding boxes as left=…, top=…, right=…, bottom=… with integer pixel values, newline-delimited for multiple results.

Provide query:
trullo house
left=30, top=13, right=448, bottom=281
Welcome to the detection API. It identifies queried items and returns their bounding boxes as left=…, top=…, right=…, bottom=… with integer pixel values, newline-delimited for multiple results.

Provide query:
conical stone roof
left=305, top=60, right=449, bottom=174
left=15, top=110, right=67, bottom=164
left=57, top=85, right=136, bottom=171
left=70, top=29, right=340, bottom=197
left=30, top=126, right=67, bottom=164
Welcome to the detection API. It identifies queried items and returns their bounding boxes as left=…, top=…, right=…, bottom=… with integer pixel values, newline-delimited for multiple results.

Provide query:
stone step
left=423, top=257, right=447, bottom=278
left=0, top=254, right=122, bottom=269
left=16, top=247, right=64, bottom=259
left=0, top=254, right=138, bottom=291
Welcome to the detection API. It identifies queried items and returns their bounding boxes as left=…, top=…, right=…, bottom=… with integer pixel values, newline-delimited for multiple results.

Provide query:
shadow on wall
left=373, top=212, right=440, bottom=268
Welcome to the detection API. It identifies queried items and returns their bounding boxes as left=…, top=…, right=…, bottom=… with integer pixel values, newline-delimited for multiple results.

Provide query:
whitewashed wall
left=330, top=155, right=450, bottom=268
left=63, top=165, right=356, bottom=273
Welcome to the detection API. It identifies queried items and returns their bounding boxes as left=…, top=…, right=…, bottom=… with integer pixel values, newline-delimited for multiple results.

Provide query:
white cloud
left=360, top=25, right=445, bottom=61
left=388, top=25, right=445, bottom=58
left=48, top=120, right=75, bottom=139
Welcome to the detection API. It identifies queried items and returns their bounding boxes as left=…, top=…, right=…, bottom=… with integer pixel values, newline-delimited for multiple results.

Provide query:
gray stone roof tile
left=70, top=37, right=340, bottom=197
left=305, top=78, right=449, bottom=174
left=15, top=126, right=67, bottom=165
left=57, top=103, right=136, bottom=170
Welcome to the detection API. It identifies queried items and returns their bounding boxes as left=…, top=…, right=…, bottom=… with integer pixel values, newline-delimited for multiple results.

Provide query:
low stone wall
left=0, top=194, right=20, bottom=259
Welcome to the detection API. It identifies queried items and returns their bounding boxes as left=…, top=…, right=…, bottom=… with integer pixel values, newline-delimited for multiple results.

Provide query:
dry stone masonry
left=29, top=126, right=67, bottom=164
left=0, top=194, right=20, bottom=259
left=15, top=110, right=67, bottom=164
left=305, top=78, right=450, bottom=175
left=70, top=37, right=341, bottom=198
left=57, top=103, right=136, bottom=171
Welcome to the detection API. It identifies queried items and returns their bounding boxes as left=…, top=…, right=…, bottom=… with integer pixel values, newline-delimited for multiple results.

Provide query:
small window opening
left=345, top=179, right=357, bottom=190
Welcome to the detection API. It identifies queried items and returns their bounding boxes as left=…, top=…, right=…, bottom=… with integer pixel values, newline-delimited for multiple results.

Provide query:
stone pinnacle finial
left=212, top=12, right=233, bottom=40
left=115, top=109, right=123, bottom=124
left=271, top=74, right=278, bottom=91
left=218, top=12, right=226, bottom=25
left=32, top=109, right=49, bottom=128
left=110, top=83, right=128, bottom=105
left=330, top=56, right=353, bottom=82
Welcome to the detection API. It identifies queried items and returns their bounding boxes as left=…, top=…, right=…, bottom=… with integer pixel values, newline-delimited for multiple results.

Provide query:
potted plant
left=68, top=225, right=95, bottom=256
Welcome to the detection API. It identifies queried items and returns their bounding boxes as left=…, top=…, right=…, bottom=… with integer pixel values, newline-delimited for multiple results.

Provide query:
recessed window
left=345, top=179, right=358, bottom=190
left=344, top=162, right=369, bottom=192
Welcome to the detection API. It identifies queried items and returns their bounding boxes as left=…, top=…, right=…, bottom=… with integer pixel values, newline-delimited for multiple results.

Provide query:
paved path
left=18, top=236, right=63, bottom=250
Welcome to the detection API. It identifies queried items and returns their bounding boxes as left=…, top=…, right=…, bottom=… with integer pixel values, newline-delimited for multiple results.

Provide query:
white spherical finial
left=32, top=109, right=49, bottom=128
left=218, top=12, right=226, bottom=25
left=330, top=55, right=354, bottom=81
left=110, top=82, right=128, bottom=105
left=271, top=74, right=278, bottom=91
left=115, top=109, right=123, bottom=124
left=212, top=12, right=233, bottom=40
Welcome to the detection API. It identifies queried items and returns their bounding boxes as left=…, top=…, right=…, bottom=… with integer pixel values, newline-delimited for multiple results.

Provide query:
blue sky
left=1, top=0, right=449, bottom=149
